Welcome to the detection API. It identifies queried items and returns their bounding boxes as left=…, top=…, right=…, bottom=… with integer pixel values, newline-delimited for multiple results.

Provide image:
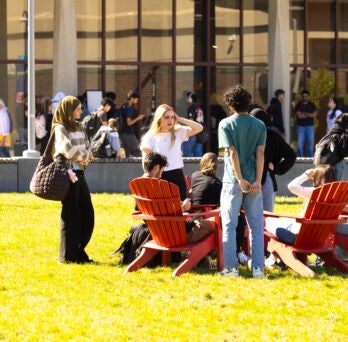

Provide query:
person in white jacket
left=0, top=99, right=11, bottom=157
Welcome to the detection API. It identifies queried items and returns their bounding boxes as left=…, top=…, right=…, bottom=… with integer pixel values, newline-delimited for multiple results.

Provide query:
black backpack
left=90, top=130, right=111, bottom=158
left=82, top=111, right=102, bottom=139
left=115, top=105, right=127, bottom=133
left=313, top=132, right=343, bottom=166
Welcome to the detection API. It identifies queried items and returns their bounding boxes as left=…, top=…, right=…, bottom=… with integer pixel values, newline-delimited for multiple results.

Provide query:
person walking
left=267, top=89, right=286, bottom=137
left=119, top=91, right=145, bottom=157
left=52, top=95, right=95, bottom=264
left=218, top=85, right=266, bottom=278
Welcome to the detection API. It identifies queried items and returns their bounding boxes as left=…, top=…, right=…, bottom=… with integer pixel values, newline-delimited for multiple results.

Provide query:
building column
left=268, top=0, right=291, bottom=143
left=52, top=0, right=77, bottom=96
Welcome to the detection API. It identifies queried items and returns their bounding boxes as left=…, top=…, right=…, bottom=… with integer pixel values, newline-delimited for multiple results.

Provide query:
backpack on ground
left=90, top=130, right=111, bottom=158
left=81, top=111, right=102, bottom=139
left=35, top=113, right=47, bottom=139
left=112, top=223, right=161, bottom=266
left=313, top=132, right=342, bottom=166
left=112, top=223, right=180, bottom=267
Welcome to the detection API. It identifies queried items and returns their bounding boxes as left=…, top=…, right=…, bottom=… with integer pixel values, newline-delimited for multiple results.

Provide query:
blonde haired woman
left=141, top=104, right=203, bottom=200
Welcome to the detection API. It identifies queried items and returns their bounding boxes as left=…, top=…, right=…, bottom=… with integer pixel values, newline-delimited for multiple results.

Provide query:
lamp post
left=23, top=1, right=39, bottom=157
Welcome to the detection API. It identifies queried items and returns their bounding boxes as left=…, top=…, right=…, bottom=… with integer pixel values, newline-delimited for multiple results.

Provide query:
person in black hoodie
left=267, top=89, right=286, bottom=137
left=250, top=108, right=296, bottom=212
left=317, top=113, right=348, bottom=180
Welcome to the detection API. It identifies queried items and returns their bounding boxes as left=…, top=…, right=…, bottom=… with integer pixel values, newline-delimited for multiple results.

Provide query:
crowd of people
left=1, top=83, right=348, bottom=276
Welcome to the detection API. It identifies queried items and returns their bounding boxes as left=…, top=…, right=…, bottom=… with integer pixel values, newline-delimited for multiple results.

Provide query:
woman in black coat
left=251, top=108, right=296, bottom=212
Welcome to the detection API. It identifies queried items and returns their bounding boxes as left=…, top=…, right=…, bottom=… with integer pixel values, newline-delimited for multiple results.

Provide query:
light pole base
left=23, top=149, right=40, bottom=157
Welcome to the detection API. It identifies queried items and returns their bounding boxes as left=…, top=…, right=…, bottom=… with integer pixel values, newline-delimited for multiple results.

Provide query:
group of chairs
left=124, top=177, right=348, bottom=278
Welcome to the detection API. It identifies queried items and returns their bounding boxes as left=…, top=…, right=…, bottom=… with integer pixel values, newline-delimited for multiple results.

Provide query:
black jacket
left=262, top=129, right=296, bottom=192
left=267, top=97, right=285, bottom=134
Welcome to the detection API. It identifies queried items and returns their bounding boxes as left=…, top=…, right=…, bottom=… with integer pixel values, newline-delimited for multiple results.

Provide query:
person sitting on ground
left=264, top=165, right=337, bottom=245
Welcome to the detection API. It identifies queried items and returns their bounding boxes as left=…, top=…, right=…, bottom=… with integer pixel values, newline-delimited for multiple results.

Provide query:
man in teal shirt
left=218, top=85, right=266, bottom=278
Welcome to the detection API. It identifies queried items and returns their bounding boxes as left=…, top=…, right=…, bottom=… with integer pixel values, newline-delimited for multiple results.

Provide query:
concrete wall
left=0, top=157, right=338, bottom=196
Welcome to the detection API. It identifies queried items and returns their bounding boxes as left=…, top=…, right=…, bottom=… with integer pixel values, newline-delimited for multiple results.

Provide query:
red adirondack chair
left=264, top=181, right=348, bottom=277
left=124, top=177, right=223, bottom=277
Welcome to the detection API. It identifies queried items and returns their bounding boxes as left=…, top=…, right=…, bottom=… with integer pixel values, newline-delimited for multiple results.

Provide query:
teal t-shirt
left=218, top=114, right=266, bottom=184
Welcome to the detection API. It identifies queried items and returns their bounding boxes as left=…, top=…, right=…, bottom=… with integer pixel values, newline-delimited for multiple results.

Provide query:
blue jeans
left=262, top=171, right=275, bottom=212
left=297, top=125, right=314, bottom=157
left=334, top=160, right=345, bottom=180
left=182, top=135, right=203, bottom=157
left=0, top=147, right=10, bottom=158
left=220, top=182, right=264, bottom=269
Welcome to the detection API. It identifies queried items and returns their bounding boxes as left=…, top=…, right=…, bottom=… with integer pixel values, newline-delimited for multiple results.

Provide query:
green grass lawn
left=1, top=193, right=348, bottom=341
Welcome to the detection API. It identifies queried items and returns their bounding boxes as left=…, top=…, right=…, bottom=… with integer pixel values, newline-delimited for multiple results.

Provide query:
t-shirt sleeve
left=178, top=126, right=190, bottom=142
left=140, top=132, right=153, bottom=150
left=218, top=120, right=233, bottom=148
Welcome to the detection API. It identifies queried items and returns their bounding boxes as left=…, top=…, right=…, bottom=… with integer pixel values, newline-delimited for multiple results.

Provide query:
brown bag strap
left=42, top=129, right=57, bottom=158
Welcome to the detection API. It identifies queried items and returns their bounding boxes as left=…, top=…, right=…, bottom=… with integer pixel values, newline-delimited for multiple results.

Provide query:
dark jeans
left=59, top=174, right=94, bottom=263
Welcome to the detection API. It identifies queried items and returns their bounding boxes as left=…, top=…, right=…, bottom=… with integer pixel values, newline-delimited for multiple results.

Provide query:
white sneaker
left=237, top=251, right=249, bottom=266
left=218, top=267, right=239, bottom=277
left=252, top=267, right=265, bottom=278
left=265, top=254, right=277, bottom=268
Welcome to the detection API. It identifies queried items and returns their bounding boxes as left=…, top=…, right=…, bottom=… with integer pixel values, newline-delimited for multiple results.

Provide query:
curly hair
left=199, top=152, right=219, bottom=176
left=222, top=85, right=251, bottom=112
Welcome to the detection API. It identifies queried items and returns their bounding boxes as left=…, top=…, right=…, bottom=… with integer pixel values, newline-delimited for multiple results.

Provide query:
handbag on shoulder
left=30, top=131, right=70, bottom=201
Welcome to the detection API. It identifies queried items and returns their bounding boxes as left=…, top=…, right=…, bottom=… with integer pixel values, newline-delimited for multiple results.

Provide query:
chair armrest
left=188, top=204, right=217, bottom=213
left=133, top=209, right=220, bottom=222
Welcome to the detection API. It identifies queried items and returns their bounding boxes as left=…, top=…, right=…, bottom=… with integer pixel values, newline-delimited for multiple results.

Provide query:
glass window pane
left=337, top=69, right=348, bottom=104
left=243, top=66, right=268, bottom=109
left=105, top=65, right=138, bottom=108
left=290, top=1, right=305, bottom=64
left=338, top=1, right=348, bottom=64
left=308, top=0, right=335, bottom=64
left=77, top=66, right=102, bottom=95
left=6, top=0, right=27, bottom=60
left=176, top=66, right=194, bottom=114
left=76, top=0, right=102, bottom=61
left=210, top=66, right=240, bottom=154
left=106, top=0, right=138, bottom=62
left=141, top=1, right=172, bottom=62
left=213, top=0, right=240, bottom=63
left=176, top=0, right=205, bottom=62
left=140, top=65, right=172, bottom=116
left=35, top=1, right=54, bottom=60
left=243, top=1, right=268, bottom=63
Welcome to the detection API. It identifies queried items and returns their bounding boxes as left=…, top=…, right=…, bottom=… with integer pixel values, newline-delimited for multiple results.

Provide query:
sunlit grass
left=0, top=193, right=347, bottom=341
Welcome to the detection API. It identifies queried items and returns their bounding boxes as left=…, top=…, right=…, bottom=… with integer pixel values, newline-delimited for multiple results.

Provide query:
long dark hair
left=330, top=97, right=340, bottom=120
left=313, top=164, right=337, bottom=188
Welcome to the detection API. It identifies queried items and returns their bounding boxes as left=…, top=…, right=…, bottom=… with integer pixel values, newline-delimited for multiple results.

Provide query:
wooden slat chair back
left=130, top=177, right=187, bottom=247
left=264, top=181, right=348, bottom=277
left=295, top=181, right=348, bottom=249
left=125, top=177, right=223, bottom=277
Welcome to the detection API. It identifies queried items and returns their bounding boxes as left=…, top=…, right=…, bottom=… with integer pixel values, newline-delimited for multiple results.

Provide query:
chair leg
left=317, top=250, right=348, bottom=273
left=267, top=239, right=316, bottom=278
left=172, top=235, right=215, bottom=277
left=123, top=248, right=159, bottom=274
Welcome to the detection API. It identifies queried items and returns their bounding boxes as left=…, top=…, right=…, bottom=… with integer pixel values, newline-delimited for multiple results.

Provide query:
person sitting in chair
left=264, top=164, right=337, bottom=245
left=115, top=152, right=215, bottom=266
